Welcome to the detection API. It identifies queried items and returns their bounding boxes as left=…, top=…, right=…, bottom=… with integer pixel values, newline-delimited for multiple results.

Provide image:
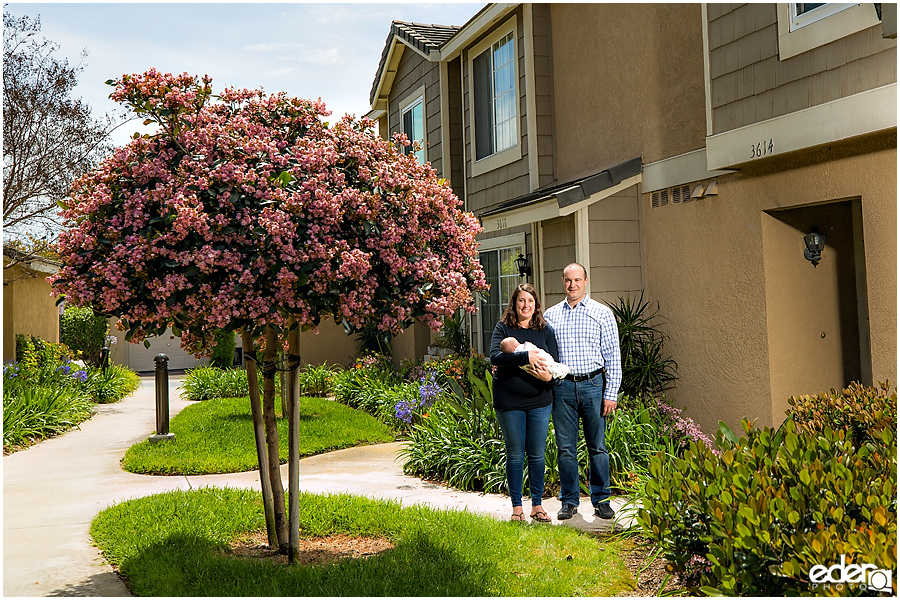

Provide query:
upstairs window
left=473, top=30, right=517, bottom=161
left=789, top=3, right=856, bottom=31
left=399, top=87, right=426, bottom=164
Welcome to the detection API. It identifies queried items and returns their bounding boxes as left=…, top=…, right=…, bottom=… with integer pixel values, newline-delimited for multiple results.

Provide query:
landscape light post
left=149, top=353, right=176, bottom=443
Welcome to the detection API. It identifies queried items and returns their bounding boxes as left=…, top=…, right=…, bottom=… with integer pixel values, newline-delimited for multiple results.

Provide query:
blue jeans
left=495, top=404, right=552, bottom=507
left=552, top=374, right=610, bottom=507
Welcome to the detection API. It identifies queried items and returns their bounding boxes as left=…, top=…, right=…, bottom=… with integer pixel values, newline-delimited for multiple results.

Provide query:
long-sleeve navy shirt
left=489, top=322, right=559, bottom=412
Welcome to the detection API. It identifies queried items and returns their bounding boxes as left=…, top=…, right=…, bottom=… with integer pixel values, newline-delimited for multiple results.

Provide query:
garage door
left=127, top=328, right=205, bottom=372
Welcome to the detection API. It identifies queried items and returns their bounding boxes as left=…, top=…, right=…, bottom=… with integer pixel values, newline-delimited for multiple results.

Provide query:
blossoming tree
left=50, top=70, right=488, bottom=559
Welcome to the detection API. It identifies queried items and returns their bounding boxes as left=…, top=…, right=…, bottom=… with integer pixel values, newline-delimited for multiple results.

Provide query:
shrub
left=181, top=366, right=248, bottom=401
left=59, top=306, right=109, bottom=367
left=81, top=364, right=141, bottom=404
left=297, top=363, right=337, bottom=397
left=3, top=385, right=94, bottom=447
left=610, top=292, right=678, bottom=398
left=433, top=310, right=471, bottom=356
left=400, top=402, right=507, bottom=493
left=15, top=335, right=72, bottom=378
left=787, top=381, right=896, bottom=448
left=638, top=384, right=897, bottom=596
left=209, top=330, right=237, bottom=369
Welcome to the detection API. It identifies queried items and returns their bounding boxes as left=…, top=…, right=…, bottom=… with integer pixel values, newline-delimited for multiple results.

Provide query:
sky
left=5, top=2, right=484, bottom=147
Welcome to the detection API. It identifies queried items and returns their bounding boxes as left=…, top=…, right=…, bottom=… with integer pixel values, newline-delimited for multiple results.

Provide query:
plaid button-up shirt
left=544, top=295, right=622, bottom=403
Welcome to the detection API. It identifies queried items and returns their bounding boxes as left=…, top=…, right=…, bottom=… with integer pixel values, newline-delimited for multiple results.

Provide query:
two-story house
left=368, top=3, right=896, bottom=434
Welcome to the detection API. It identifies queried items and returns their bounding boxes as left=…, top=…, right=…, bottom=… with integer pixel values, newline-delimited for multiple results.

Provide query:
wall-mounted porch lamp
left=515, top=253, right=532, bottom=278
left=803, top=229, right=827, bottom=267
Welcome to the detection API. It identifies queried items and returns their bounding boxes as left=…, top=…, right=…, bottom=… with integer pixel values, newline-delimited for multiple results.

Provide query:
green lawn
left=121, top=396, right=394, bottom=475
left=91, top=488, right=636, bottom=596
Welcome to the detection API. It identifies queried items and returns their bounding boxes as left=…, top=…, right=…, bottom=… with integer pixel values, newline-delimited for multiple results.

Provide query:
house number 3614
left=751, top=139, right=774, bottom=159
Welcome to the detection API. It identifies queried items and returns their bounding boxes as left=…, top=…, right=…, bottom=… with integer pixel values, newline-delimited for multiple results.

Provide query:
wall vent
left=652, top=184, right=693, bottom=208
left=652, top=189, right=668, bottom=208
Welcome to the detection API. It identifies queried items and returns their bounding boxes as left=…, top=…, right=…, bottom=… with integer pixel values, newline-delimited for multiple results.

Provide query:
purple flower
left=418, top=371, right=441, bottom=407
left=72, top=369, right=88, bottom=382
left=57, top=364, right=72, bottom=375
left=394, top=399, right=415, bottom=424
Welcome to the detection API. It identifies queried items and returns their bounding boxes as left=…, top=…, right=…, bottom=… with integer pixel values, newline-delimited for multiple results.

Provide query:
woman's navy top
left=489, top=322, right=559, bottom=412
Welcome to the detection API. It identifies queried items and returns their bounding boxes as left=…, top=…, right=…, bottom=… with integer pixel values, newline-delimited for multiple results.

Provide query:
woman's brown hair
left=501, top=283, right=546, bottom=329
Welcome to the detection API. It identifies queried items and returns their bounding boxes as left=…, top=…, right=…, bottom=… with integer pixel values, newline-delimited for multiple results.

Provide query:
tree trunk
left=241, top=329, right=277, bottom=549
left=262, top=325, right=289, bottom=552
left=286, top=324, right=301, bottom=563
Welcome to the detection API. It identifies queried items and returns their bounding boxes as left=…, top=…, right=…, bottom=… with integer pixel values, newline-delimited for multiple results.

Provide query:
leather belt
left=564, top=367, right=606, bottom=382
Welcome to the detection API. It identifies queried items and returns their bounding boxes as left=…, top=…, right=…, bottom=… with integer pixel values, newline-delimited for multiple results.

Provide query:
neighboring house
left=367, top=3, right=897, bottom=434
left=3, top=247, right=61, bottom=362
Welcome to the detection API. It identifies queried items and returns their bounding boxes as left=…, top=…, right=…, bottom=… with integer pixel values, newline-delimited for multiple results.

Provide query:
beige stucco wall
left=549, top=3, right=707, bottom=181
left=642, top=133, right=897, bottom=435
left=3, top=263, right=60, bottom=362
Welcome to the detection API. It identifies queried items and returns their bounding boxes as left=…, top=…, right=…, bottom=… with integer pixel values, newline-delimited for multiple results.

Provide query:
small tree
left=59, top=305, right=109, bottom=367
left=51, top=70, right=487, bottom=559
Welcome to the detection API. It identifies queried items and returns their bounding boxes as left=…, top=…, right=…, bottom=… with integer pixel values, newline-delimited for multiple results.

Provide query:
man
left=543, top=263, right=622, bottom=521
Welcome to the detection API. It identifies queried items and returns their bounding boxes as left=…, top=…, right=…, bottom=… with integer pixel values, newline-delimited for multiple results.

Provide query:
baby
left=499, top=337, right=570, bottom=380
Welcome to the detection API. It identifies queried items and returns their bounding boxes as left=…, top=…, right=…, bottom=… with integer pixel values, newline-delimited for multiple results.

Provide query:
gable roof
left=369, top=21, right=461, bottom=107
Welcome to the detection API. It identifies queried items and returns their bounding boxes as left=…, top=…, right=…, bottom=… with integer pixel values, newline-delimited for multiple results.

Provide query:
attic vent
left=652, top=185, right=692, bottom=208
left=652, top=189, right=669, bottom=208
left=672, top=185, right=691, bottom=204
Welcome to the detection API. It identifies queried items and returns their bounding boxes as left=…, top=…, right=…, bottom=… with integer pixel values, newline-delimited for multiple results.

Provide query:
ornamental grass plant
left=90, top=488, right=635, bottom=597
left=122, top=394, right=393, bottom=475
left=4, top=337, right=141, bottom=451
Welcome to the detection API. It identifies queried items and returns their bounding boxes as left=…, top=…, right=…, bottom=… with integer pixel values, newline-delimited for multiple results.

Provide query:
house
left=3, top=247, right=62, bottom=362
left=367, top=3, right=897, bottom=434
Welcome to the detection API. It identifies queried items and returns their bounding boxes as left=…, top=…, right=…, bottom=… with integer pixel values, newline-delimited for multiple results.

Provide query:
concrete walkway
left=3, top=376, right=636, bottom=597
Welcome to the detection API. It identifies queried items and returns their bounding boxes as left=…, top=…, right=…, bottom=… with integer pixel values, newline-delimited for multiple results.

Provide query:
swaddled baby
left=499, top=337, right=570, bottom=379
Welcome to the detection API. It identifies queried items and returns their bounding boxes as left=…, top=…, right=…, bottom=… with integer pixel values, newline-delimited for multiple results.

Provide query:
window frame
left=398, top=84, right=426, bottom=164
left=467, top=16, right=522, bottom=178
left=474, top=233, right=526, bottom=354
left=776, top=3, right=881, bottom=60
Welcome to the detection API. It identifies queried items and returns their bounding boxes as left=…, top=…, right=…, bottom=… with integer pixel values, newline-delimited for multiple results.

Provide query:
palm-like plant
left=610, top=292, right=678, bottom=397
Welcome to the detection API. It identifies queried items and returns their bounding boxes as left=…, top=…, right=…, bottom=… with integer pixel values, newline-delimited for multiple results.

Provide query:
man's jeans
left=552, top=373, right=610, bottom=507
left=495, top=404, right=552, bottom=507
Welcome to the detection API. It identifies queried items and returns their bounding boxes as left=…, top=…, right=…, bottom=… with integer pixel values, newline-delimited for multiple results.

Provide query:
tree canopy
left=50, top=69, right=487, bottom=349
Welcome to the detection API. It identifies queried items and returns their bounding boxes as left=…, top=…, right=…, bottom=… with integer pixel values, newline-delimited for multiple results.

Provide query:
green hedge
left=60, top=306, right=109, bottom=367
left=638, top=382, right=897, bottom=596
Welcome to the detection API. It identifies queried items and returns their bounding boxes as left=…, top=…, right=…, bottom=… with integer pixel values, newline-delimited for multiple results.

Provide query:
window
left=789, top=3, right=855, bottom=31
left=467, top=17, right=522, bottom=177
left=473, top=31, right=517, bottom=161
left=478, top=246, right=523, bottom=352
left=399, top=86, right=426, bottom=164
left=777, top=3, right=880, bottom=59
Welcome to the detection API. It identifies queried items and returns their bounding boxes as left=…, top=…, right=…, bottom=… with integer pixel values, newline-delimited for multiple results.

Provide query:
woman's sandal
left=510, top=512, right=527, bottom=522
left=530, top=509, right=552, bottom=523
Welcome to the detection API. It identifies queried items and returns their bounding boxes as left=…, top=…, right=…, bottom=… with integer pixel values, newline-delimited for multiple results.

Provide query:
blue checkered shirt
left=544, top=295, right=622, bottom=403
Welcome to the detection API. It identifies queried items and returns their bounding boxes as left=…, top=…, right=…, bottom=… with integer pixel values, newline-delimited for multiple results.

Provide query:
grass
left=91, top=488, right=636, bottom=596
left=121, top=395, right=394, bottom=475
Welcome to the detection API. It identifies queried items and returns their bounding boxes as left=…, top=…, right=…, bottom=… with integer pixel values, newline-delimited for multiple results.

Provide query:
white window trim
left=467, top=15, right=522, bottom=178
left=789, top=3, right=856, bottom=32
left=474, top=235, right=526, bottom=354
left=399, top=84, right=426, bottom=163
left=777, top=3, right=881, bottom=60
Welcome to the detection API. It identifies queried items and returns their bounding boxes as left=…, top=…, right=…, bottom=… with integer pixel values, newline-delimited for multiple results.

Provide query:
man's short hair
left=563, top=262, right=588, bottom=279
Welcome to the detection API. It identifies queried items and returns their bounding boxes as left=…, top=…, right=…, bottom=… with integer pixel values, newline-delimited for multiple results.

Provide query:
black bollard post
left=149, top=353, right=176, bottom=443
left=100, top=345, right=110, bottom=373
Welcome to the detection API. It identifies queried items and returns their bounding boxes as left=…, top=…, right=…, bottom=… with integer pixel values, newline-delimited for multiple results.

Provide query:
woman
left=490, top=283, right=558, bottom=523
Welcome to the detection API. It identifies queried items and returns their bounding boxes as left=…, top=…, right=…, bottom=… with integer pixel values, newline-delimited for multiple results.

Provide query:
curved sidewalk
left=3, top=376, right=633, bottom=597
